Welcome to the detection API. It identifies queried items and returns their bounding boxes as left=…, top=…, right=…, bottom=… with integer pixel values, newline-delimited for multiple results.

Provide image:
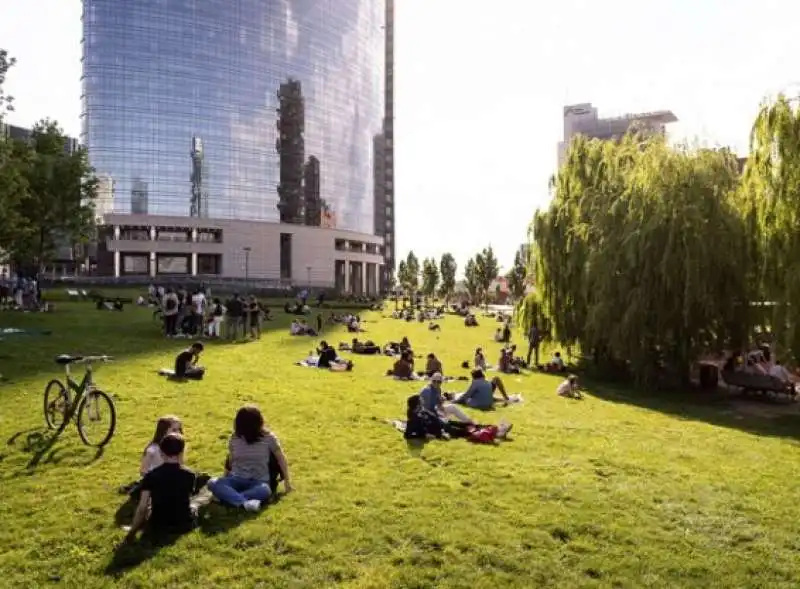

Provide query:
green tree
left=421, top=257, right=439, bottom=300
left=8, top=120, right=97, bottom=273
left=0, top=48, right=16, bottom=116
left=404, top=251, right=420, bottom=294
left=397, top=260, right=408, bottom=294
left=743, top=95, right=800, bottom=360
left=464, top=257, right=481, bottom=303
left=438, top=252, right=457, bottom=303
left=474, top=245, right=499, bottom=306
left=533, top=133, right=750, bottom=387
left=506, top=249, right=528, bottom=302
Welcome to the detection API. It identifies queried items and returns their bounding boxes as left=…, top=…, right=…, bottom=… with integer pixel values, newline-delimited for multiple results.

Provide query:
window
left=197, top=254, right=221, bottom=274
left=280, top=233, right=292, bottom=279
left=122, top=254, right=149, bottom=274
left=157, top=255, right=189, bottom=274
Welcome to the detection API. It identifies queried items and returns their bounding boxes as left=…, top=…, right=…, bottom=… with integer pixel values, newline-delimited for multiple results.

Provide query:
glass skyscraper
left=81, top=0, right=384, bottom=234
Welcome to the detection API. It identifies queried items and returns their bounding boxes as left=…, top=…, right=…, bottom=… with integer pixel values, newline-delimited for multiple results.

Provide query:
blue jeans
left=208, top=475, right=271, bottom=507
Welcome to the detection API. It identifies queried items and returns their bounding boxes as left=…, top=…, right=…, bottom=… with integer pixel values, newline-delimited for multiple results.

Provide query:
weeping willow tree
left=532, top=134, right=751, bottom=387
left=742, top=95, right=800, bottom=361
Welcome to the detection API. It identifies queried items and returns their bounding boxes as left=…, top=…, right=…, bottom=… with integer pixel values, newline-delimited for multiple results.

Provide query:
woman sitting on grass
left=209, top=406, right=293, bottom=512
left=120, top=415, right=183, bottom=497
left=388, top=350, right=416, bottom=379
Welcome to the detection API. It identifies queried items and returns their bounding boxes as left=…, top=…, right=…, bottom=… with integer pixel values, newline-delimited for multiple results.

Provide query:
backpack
left=165, top=297, right=176, bottom=312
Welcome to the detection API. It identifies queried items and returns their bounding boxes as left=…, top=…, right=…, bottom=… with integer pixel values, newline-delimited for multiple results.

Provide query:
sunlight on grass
left=0, top=302, right=799, bottom=588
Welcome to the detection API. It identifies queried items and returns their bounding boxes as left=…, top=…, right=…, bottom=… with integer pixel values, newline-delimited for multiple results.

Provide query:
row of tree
left=0, top=50, right=97, bottom=274
left=394, top=245, right=529, bottom=305
left=529, top=95, right=800, bottom=387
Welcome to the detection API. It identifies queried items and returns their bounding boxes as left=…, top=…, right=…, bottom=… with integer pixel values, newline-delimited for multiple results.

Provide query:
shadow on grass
left=585, top=379, right=800, bottom=442
left=0, top=302, right=317, bottom=384
left=4, top=425, right=107, bottom=472
left=103, top=530, right=187, bottom=577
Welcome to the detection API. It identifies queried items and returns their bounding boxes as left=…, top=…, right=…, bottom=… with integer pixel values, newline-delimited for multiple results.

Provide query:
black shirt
left=140, top=463, right=196, bottom=532
left=318, top=347, right=338, bottom=368
left=228, top=298, right=243, bottom=317
left=174, top=350, right=196, bottom=376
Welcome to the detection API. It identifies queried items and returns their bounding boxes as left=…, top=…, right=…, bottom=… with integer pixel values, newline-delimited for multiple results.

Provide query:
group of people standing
left=153, top=284, right=268, bottom=340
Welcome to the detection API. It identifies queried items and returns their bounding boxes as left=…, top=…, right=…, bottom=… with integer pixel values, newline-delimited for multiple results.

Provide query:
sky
left=2, top=0, right=799, bottom=275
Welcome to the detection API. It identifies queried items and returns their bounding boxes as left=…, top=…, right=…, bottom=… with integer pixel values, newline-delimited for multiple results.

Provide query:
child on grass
left=557, top=375, right=582, bottom=399
left=124, top=433, right=198, bottom=543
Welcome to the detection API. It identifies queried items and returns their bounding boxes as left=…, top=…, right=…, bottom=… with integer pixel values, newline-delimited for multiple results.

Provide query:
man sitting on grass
left=175, top=342, right=205, bottom=380
left=452, top=369, right=510, bottom=409
left=124, top=433, right=198, bottom=543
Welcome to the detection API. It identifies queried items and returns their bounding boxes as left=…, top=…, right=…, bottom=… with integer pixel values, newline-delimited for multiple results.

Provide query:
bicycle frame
left=63, top=363, right=94, bottom=400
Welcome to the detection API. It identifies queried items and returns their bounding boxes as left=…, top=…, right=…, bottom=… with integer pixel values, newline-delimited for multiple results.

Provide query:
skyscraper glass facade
left=81, top=0, right=384, bottom=234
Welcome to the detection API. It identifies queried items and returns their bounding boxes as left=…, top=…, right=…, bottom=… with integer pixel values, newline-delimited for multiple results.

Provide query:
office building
left=82, top=0, right=383, bottom=231
left=382, top=0, right=396, bottom=285
left=81, top=0, right=387, bottom=288
left=557, top=103, right=678, bottom=167
left=94, top=175, right=116, bottom=221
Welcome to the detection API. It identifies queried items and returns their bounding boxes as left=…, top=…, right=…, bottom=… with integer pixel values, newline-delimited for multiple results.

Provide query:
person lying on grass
left=209, top=405, right=292, bottom=512
left=557, top=375, right=583, bottom=399
left=404, top=395, right=513, bottom=442
left=448, top=369, right=510, bottom=409
left=175, top=342, right=205, bottom=379
left=124, top=433, right=199, bottom=543
left=339, top=338, right=381, bottom=354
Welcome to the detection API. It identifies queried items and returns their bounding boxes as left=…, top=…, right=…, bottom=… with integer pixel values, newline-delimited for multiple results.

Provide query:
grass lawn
left=1, top=302, right=800, bottom=588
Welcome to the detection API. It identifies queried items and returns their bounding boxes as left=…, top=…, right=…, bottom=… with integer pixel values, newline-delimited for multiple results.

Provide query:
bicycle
left=43, top=354, right=117, bottom=447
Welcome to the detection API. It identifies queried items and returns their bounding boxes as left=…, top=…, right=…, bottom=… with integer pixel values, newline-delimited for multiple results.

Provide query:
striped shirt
left=228, top=432, right=280, bottom=482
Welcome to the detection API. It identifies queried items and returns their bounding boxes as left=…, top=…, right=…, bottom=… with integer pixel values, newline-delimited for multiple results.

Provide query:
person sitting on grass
left=557, top=375, right=582, bottom=399
left=497, top=347, right=520, bottom=374
left=317, top=341, right=354, bottom=371
left=474, top=347, right=489, bottom=371
left=419, top=372, right=474, bottom=424
left=493, top=328, right=504, bottom=342
left=174, top=342, right=205, bottom=380
left=428, top=322, right=441, bottom=331
left=465, top=314, right=479, bottom=327
left=452, top=369, right=511, bottom=409
left=389, top=350, right=416, bottom=379
left=423, top=353, right=443, bottom=377
left=124, top=433, right=199, bottom=543
left=208, top=405, right=293, bottom=512
left=537, top=351, right=566, bottom=373
left=120, top=415, right=183, bottom=497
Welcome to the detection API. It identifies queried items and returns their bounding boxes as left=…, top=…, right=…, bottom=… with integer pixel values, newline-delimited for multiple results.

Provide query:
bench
left=721, top=370, right=796, bottom=400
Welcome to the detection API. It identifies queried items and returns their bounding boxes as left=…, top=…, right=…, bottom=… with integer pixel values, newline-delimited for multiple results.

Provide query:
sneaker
left=497, top=421, right=513, bottom=439
left=242, top=499, right=261, bottom=512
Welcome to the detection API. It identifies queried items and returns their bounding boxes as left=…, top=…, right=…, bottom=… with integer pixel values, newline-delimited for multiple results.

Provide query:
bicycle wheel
left=76, top=389, right=117, bottom=447
left=43, top=379, right=70, bottom=430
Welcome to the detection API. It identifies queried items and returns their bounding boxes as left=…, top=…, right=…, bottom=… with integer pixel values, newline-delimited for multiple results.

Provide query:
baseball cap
left=431, top=372, right=444, bottom=382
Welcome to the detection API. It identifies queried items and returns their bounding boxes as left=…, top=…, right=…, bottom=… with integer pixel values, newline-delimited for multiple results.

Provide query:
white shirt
left=551, top=356, right=565, bottom=368
left=769, top=364, right=791, bottom=381
left=290, top=322, right=302, bottom=335
left=557, top=380, right=573, bottom=396
left=141, top=443, right=163, bottom=475
left=192, top=292, right=206, bottom=314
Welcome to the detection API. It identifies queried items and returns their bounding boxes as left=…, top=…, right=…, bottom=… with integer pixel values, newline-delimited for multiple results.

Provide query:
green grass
left=1, top=303, right=800, bottom=588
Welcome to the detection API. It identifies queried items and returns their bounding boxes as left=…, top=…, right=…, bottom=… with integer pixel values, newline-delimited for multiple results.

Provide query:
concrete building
left=97, top=214, right=385, bottom=295
left=557, top=103, right=678, bottom=167
left=1, top=122, right=79, bottom=153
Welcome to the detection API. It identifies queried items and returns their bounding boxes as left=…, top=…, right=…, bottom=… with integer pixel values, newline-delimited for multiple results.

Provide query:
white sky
left=2, top=0, right=799, bottom=274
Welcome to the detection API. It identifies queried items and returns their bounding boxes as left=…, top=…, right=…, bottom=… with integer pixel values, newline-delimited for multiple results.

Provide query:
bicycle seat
left=54, top=354, right=83, bottom=365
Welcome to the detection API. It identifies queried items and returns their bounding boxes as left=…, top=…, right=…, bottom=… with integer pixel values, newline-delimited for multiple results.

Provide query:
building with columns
left=95, top=214, right=384, bottom=294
